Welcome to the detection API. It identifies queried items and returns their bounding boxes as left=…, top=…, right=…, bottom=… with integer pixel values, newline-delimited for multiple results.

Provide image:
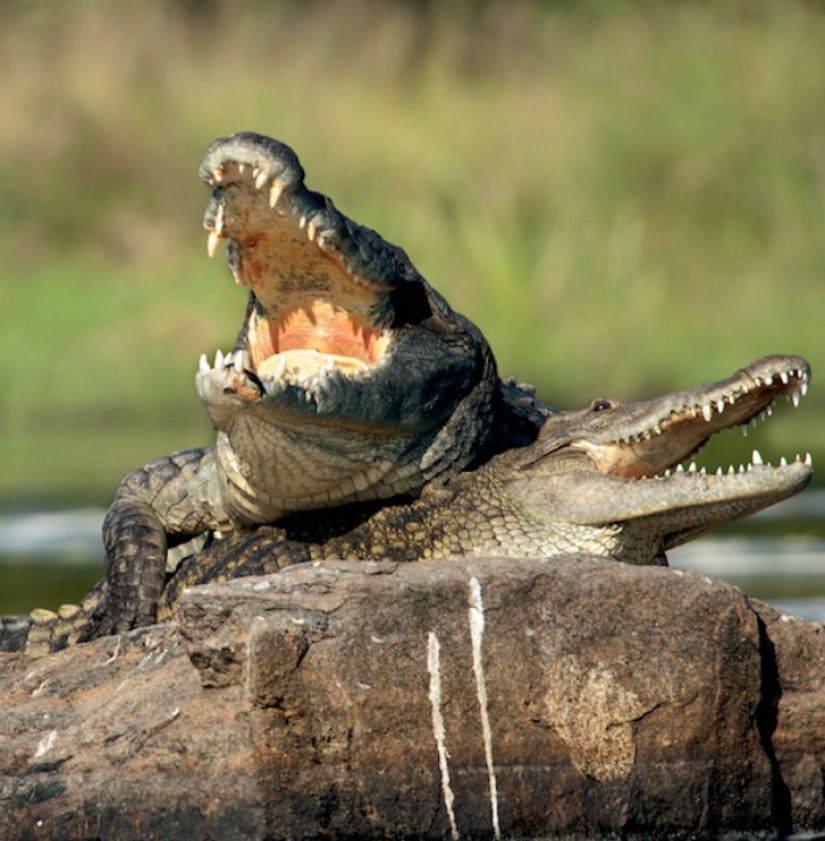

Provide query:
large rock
left=1, top=556, right=823, bottom=840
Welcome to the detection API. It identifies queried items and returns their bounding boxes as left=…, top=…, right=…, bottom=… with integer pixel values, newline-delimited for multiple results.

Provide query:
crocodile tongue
left=257, top=349, right=367, bottom=381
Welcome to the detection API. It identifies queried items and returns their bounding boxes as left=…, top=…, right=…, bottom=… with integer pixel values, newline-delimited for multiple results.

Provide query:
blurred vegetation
left=1, top=0, right=824, bottom=504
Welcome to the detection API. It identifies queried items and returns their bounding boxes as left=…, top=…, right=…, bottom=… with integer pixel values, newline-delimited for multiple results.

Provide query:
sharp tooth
left=688, top=462, right=697, bottom=473
left=701, top=404, right=713, bottom=422
left=269, top=182, right=283, bottom=208
left=700, top=467, right=706, bottom=475
left=214, top=203, right=225, bottom=235
left=255, top=170, right=268, bottom=190
left=805, top=453, right=813, bottom=466
left=741, top=383, right=750, bottom=395
left=780, top=371, right=789, bottom=385
left=751, top=449, right=764, bottom=466
left=238, top=163, right=246, bottom=174
left=214, top=349, right=225, bottom=368
left=207, top=230, right=220, bottom=258
left=747, top=463, right=753, bottom=472
left=766, top=404, right=773, bottom=417
left=740, top=424, right=749, bottom=437
left=738, top=464, right=745, bottom=474
left=753, top=376, right=763, bottom=387
left=801, top=381, right=809, bottom=397
left=792, top=390, right=801, bottom=408
left=764, top=374, right=774, bottom=385
left=715, top=467, right=723, bottom=476
left=727, top=465, right=735, bottom=475
left=307, top=221, right=317, bottom=241
left=299, top=215, right=307, bottom=229
left=211, top=167, right=223, bottom=182
left=274, top=356, right=287, bottom=378
left=199, top=353, right=210, bottom=374
left=716, top=400, right=725, bottom=414
left=676, top=464, right=685, bottom=473
left=233, top=353, right=245, bottom=373
left=780, top=456, right=788, bottom=467
left=664, top=468, right=672, bottom=477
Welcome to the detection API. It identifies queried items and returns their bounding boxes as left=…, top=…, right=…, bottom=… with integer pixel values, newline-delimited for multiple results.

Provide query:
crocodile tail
left=0, top=579, right=107, bottom=657
left=0, top=614, right=33, bottom=653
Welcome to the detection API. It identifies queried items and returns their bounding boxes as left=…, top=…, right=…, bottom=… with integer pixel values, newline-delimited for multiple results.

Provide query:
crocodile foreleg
left=96, top=446, right=233, bottom=637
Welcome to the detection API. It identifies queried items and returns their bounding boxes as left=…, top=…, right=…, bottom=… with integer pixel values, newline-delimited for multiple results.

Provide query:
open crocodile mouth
left=245, top=299, right=389, bottom=384
left=199, top=134, right=394, bottom=390
left=575, top=355, right=812, bottom=481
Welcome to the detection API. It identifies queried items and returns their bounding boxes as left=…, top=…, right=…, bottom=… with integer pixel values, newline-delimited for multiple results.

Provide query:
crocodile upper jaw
left=200, top=132, right=399, bottom=398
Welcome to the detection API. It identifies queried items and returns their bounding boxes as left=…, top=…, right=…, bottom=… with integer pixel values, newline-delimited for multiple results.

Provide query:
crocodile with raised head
left=97, top=133, right=549, bottom=639
left=7, top=355, right=811, bottom=655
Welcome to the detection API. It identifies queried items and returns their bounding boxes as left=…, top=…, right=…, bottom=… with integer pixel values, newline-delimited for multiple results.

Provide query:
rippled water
left=1, top=492, right=824, bottom=620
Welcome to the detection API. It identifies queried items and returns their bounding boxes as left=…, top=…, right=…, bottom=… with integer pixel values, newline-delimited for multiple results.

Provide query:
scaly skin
left=8, top=355, right=812, bottom=656
left=96, top=133, right=549, bottom=639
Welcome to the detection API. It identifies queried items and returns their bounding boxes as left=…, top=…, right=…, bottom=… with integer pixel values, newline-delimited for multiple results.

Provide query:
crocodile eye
left=590, top=398, right=615, bottom=412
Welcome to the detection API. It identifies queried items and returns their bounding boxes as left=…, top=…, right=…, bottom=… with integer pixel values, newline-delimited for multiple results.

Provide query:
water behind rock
left=1, top=491, right=823, bottom=620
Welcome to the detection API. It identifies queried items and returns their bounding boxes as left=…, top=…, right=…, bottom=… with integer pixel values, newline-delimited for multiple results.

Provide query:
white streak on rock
left=427, top=631, right=459, bottom=840
left=468, top=576, right=501, bottom=841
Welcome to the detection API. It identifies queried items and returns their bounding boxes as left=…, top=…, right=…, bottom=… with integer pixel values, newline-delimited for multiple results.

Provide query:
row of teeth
left=198, top=348, right=361, bottom=385
left=205, top=165, right=288, bottom=263
left=657, top=450, right=813, bottom=479
left=617, top=374, right=808, bottom=445
left=206, top=162, right=376, bottom=288
left=199, top=348, right=248, bottom=375
left=212, top=162, right=283, bottom=204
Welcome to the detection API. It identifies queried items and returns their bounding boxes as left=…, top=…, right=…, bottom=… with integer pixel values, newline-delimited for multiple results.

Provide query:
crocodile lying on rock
left=6, top=354, right=811, bottom=656
left=97, top=132, right=549, bottom=639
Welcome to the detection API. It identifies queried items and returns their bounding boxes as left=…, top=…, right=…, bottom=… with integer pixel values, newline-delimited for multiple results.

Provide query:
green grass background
left=1, top=0, right=824, bottom=505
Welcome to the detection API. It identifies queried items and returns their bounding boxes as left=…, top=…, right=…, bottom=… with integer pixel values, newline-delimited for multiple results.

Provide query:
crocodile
left=96, top=132, right=549, bottom=639
left=5, top=354, right=811, bottom=656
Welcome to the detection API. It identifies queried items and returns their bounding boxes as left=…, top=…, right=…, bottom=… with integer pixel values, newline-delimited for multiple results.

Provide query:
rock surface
left=1, top=555, right=823, bottom=840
